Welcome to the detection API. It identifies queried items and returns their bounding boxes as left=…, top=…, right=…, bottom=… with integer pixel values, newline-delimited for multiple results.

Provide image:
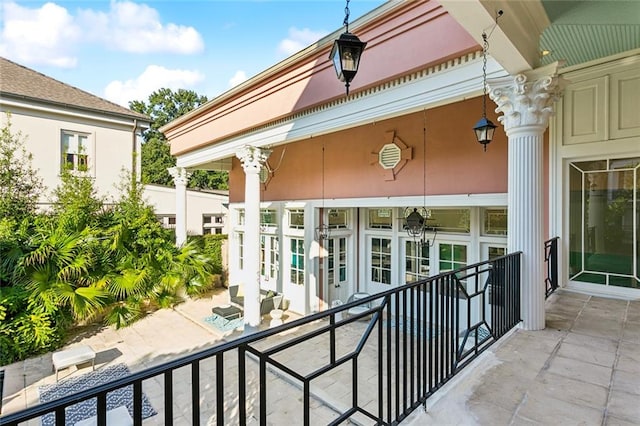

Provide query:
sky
left=0, top=0, right=386, bottom=107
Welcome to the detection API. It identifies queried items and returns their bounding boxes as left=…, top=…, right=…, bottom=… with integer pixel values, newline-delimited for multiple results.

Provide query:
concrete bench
left=51, top=345, right=96, bottom=382
left=74, top=405, right=133, bottom=426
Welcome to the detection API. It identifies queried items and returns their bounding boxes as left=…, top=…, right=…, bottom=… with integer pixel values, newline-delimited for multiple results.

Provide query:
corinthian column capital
left=168, top=166, right=191, bottom=186
left=236, top=146, right=272, bottom=175
left=488, top=63, right=564, bottom=135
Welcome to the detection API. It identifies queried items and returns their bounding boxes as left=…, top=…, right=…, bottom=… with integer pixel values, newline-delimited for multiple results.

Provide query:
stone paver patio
left=1, top=288, right=639, bottom=425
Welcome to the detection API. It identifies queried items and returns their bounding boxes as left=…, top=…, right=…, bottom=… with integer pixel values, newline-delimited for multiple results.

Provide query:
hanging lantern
left=330, top=0, right=367, bottom=95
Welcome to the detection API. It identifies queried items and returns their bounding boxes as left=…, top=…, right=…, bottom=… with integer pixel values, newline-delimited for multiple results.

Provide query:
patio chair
left=346, top=292, right=372, bottom=318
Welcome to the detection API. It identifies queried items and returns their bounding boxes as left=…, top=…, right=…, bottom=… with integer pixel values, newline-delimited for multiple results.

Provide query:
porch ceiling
left=439, top=0, right=640, bottom=73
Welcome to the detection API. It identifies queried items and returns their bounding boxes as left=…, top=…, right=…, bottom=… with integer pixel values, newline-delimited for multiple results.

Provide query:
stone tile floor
left=1, top=288, right=638, bottom=425
left=407, top=289, right=640, bottom=425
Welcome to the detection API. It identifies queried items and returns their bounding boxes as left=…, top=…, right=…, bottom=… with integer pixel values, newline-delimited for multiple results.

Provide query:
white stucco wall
left=1, top=103, right=142, bottom=205
left=143, top=184, right=229, bottom=236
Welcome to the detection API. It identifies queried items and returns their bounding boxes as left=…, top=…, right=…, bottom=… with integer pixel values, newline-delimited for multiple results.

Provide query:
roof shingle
left=0, top=57, right=149, bottom=122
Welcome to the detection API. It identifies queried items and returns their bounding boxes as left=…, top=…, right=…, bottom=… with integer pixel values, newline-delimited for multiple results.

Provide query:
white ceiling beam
left=439, top=0, right=551, bottom=74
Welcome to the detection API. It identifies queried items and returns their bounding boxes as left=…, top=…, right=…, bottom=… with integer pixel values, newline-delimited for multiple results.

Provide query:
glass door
left=327, top=237, right=349, bottom=304
left=259, top=235, right=279, bottom=292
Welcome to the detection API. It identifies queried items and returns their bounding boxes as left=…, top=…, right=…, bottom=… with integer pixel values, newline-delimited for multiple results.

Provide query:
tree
left=0, top=114, right=45, bottom=221
left=130, top=89, right=229, bottom=190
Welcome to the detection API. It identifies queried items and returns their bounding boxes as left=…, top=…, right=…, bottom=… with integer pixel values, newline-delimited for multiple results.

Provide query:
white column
left=236, top=146, right=271, bottom=327
left=489, top=65, right=561, bottom=331
left=168, top=167, right=191, bottom=247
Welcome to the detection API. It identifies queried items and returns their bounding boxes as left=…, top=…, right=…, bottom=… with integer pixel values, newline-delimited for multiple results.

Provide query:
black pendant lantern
left=330, top=0, right=367, bottom=95
left=473, top=116, right=497, bottom=150
left=473, top=31, right=496, bottom=151
left=473, top=9, right=504, bottom=151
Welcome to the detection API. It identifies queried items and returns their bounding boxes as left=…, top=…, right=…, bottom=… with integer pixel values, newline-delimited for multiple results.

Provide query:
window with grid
left=405, top=240, right=430, bottom=283
left=61, top=131, right=89, bottom=172
left=260, top=235, right=279, bottom=280
left=290, top=238, right=304, bottom=285
left=238, top=232, right=244, bottom=270
left=371, top=237, right=392, bottom=284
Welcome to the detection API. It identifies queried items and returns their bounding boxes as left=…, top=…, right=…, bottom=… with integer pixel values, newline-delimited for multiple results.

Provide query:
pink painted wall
left=230, top=97, right=520, bottom=203
left=166, top=0, right=478, bottom=156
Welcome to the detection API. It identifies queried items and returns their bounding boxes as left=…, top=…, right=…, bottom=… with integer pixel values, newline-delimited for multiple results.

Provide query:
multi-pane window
left=439, top=243, right=467, bottom=273
left=371, top=237, right=392, bottom=284
left=238, top=209, right=245, bottom=226
left=156, top=215, right=175, bottom=229
left=238, top=233, right=244, bottom=270
left=290, top=238, right=304, bottom=285
left=260, top=235, right=279, bottom=281
left=203, top=214, right=224, bottom=235
left=569, top=157, right=639, bottom=288
left=368, top=208, right=393, bottom=229
left=328, top=237, right=347, bottom=286
left=405, top=240, right=430, bottom=282
left=61, top=131, right=89, bottom=172
left=289, top=209, right=305, bottom=229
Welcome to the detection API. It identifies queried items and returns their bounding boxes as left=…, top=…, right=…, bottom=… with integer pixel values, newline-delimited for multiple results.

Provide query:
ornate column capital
left=488, top=63, right=564, bottom=135
left=168, top=166, right=191, bottom=186
left=236, top=146, right=272, bottom=174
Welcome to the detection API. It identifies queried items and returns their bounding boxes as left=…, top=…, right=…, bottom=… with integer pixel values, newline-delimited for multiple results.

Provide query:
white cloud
left=277, top=27, right=327, bottom=57
left=104, top=65, right=205, bottom=106
left=0, top=0, right=204, bottom=69
left=228, top=70, right=247, bottom=88
left=78, top=0, right=204, bottom=54
left=0, top=1, right=81, bottom=67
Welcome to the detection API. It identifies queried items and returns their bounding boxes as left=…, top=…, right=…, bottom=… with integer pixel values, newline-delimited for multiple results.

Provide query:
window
left=369, top=208, right=393, bottom=229
left=261, top=209, right=277, bottom=226
left=260, top=235, right=279, bottom=281
left=156, top=215, right=176, bottom=229
left=290, top=238, right=304, bottom=285
left=569, top=158, right=639, bottom=288
left=439, top=243, right=467, bottom=273
left=483, top=208, right=508, bottom=236
left=288, top=209, right=304, bottom=229
left=371, top=237, right=392, bottom=284
left=328, top=237, right=347, bottom=286
left=328, top=209, right=348, bottom=229
left=238, top=209, right=245, bottom=226
left=405, top=240, right=430, bottom=282
left=203, top=214, right=224, bottom=235
left=238, top=232, right=244, bottom=270
left=430, top=209, right=470, bottom=233
left=61, top=131, right=89, bottom=172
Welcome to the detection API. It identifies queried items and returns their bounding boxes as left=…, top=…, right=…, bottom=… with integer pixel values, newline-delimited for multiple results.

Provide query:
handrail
left=1, top=252, right=522, bottom=426
left=545, top=237, right=560, bottom=298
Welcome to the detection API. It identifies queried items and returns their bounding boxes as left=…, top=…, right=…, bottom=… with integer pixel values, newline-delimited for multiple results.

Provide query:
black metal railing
left=1, top=252, right=522, bottom=426
left=544, top=237, right=559, bottom=298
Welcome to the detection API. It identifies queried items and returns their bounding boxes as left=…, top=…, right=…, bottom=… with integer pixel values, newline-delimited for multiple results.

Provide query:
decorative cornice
left=177, top=52, right=507, bottom=169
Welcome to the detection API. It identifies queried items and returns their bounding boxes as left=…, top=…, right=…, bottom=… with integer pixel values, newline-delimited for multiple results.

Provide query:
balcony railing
left=544, top=237, right=559, bottom=298
left=1, top=252, right=522, bottom=426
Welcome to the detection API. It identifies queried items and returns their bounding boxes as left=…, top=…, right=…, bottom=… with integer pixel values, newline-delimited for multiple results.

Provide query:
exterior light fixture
left=403, top=118, right=437, bottom=248
left=330, top=0, right=367, bottom=95
left=473, top=10, right=503, bottom=151
left=473, top=32, right=497, bottom=151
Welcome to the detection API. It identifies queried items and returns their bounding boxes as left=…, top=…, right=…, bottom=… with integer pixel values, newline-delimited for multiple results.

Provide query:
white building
left=0, top=57, right=228, bottom=237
